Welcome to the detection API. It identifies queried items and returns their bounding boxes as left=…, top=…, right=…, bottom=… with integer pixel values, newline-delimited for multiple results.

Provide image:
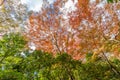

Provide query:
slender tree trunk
left=102, top=51, right=120, bottom=75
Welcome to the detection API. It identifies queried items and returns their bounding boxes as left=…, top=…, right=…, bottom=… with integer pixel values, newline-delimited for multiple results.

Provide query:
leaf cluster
left=0, top=33, right=120, bottom=80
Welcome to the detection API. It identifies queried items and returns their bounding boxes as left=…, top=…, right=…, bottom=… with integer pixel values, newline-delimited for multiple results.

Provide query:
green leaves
left=107, top=0, right=120, bottom=3
left=1, top=33, right=26, bottom=50
left=0, top=33, right=120, bottom=79
left=0, top=48, right=120, bottom=79
left=0, top=33, right=26, bottom=63
left=107, top=0, right=114, bottom=3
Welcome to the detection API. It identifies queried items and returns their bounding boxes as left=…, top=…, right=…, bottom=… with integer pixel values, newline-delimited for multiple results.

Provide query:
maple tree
left=0, top=33, right=120, bottom=79
left=0, top=0, right=120, bottom=79
left=26, top=0, right=70, bottom=54
left=25, top=0, right=120, bottom=60
left=69, top=0, right=120, bottom=59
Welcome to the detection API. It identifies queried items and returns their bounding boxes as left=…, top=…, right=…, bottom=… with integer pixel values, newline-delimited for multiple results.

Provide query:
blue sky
left=21, top=0, right=55, bottom=12
left=21, top=0, right=77, bottom=12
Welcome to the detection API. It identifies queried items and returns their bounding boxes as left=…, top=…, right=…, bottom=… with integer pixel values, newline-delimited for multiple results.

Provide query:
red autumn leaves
left=25, top=0, right=120, bottom=60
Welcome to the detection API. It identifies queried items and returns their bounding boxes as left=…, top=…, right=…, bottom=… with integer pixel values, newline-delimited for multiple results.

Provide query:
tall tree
left=68, top=0, right=120, bottom=59
left=26, top=0, right=120, bottom=60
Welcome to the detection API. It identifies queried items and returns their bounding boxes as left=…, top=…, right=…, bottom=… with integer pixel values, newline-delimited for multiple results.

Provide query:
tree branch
left=53, top=33, right=61, bottom=54
left=102, top=51, right=120, bottom=75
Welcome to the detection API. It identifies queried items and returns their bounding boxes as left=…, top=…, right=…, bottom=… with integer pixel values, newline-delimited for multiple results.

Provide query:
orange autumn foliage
left=25, top=0, right=120, bottom=60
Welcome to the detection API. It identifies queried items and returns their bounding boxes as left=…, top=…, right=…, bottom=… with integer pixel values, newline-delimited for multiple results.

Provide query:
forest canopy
left=0, top=0, right=120, bottom=79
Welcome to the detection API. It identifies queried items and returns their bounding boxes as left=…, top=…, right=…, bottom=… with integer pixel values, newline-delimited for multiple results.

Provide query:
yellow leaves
left=0, top=4, right=5, bottom=12
left=92, top=45, right=104, bottom=60
left=0, top=0, right=5, bottom=12
left=5, top=56, right=22, bottom=64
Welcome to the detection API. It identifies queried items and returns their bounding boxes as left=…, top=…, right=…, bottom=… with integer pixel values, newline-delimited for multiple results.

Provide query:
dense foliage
left=0, top=0, right=120, bottom=79
left=0, top=33, right=120, bottom=79
left=26, top=0, right=120, bottom=60
left=107, top=0, right=120, bottom=3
